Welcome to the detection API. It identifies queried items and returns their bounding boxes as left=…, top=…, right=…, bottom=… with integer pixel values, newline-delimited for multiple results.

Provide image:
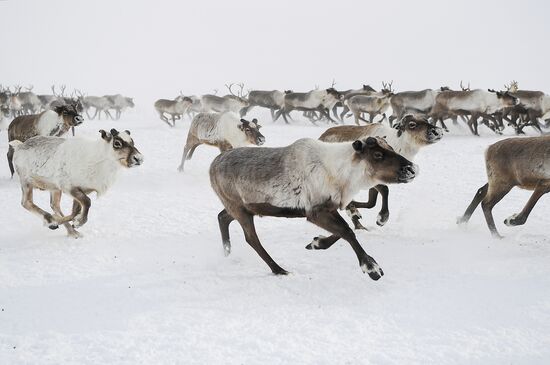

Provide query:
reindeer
left=154, top=95, right=193, bottom=127
left=318, top=115, right=442, bottom=229
left=81, top=95, right=114, bottom=120
left=497, top=82, right=550, bottom=134
left=345, top=83, right=394, bottom=125
left=12, top=85, right=42, bottom=115
left=430, top=89, right=519, bottom=135
left=389, top=86, right=451, bottom=126
left=274, top=88, right=343, bottom=124
left=458, top=136, right=550, bottom=238
left=240, top=90, right=289, bottom=121
left=334, top=85, right=377, bottom=122
left=6, top=101, right=84, bottom=177
left=8, top=85, right=24, bottom=117
left=177, top=112, right=265, bottom=172
left=201, top=83, right=250, bottom=115
left=105, top=94, right=135, bottom=120
left=36, top=86, right=60, bottom=111
left=9, top=129, right=143, bottom=238
left=209, top=137, right=417, bottom=279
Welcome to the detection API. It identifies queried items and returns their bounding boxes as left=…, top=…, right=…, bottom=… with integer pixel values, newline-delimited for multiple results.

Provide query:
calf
left=177, top=112, right=265, bottom=172
left=10, top=129, right=143, bottom=238
left=7, top=102, right=83, bottom=177
left=154, top=96, right=193, bottom=127
left=319, top=115, right=442, bottom=228
left=209, top=137, right=417, bottom=279
left=458, top=136, right=550, bottom=238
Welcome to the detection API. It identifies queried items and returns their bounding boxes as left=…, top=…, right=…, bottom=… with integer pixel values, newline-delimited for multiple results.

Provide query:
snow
left=1, top=109, right=549, bottom=364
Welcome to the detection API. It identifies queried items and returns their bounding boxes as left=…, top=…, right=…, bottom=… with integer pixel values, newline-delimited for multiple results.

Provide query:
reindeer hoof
left=376, top=212, right=389, bottom=226
left=306, top=235, right=326, bottom=250
left=68, top=230, right=83, bottom=239
left=273, top=268, right=290, bottom=276
left=353, top=219, right=369, bottom=231
left=48, top=224, right=59, bottom=230
left=223, top=240, right=231, bottom=256
left=360, top=257, right=384, bottom=280
left=177, top=166, right=184, bottom=173
left=504, top=214, right=524, bottom=227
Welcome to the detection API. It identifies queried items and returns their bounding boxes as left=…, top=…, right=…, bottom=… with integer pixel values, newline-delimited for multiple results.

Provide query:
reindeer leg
left=457, top=183, right=488, bottom=225
left=340, top=105, right=350, bottom=122
left=50, top=190, right=81, bottom=238
left=7, top=145, right=15, bottom=178
left=481, top=183, right=513, bottom=238
left=306, top=206, right=383, bottom=280
left=234, top=209, right=289, bottom=275
left=70, top=188, right=91, bottom=228
left=178, top=135, right=200, bottom=172
left=20, top=183, right=60, bottom=229
left=270, top=109, right=276, bottom=121
left=218, top=209, right=235, bottom=256
left=505, top=183, right=550, bottom=227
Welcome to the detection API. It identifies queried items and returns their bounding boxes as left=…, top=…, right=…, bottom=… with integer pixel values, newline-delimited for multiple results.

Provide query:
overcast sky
left=1, top=0, right=548, bottom=101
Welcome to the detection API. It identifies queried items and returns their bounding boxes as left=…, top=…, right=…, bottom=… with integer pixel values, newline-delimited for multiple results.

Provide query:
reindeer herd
left=158, top=80, right=550, bottom=137
left=0, top=85, right=135, bottom=124
left=3, top=79, right=550, bottom=281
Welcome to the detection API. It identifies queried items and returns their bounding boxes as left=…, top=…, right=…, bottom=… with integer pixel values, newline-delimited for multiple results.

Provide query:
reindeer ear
left=124, top=130, right=131, bottom=135
left=99, top=129, right=112, bottom=141
left=237, top=121, right=245, bottom=131
left=110, top=128, right=119, bottom=136
left=352, top=140, right=364, bottom=152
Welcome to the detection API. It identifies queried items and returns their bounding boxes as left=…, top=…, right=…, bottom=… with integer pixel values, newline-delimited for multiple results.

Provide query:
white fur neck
left=37, top=110, right=65, bottom=136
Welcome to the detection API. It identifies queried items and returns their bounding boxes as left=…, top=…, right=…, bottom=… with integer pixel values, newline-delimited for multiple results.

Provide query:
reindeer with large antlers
left=200, top=83, right=250, bottom=115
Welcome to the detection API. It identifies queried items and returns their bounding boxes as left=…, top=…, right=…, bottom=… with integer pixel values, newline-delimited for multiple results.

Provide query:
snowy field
left=1, top=109, right=550, bottom=364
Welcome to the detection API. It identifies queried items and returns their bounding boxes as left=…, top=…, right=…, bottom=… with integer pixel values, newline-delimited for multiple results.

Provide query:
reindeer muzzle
left=256, top=136, right=266, bottom=146
left=128, top=152, right=144, bottom=167
left=398, top=164, right=418, bottom=183
left=427, top=127, right=443, bottom=143
left=73, top=115, right=84, bottom=125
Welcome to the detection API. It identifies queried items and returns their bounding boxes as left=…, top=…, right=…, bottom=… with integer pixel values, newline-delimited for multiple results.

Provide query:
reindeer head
left=495, top=90, right=519, bottom=107
left=394, top=115, right=443, bottom=144
left=284, top=90, right=293, bottom=94
left=352, top=137, right=417, bottom=184
left=54, top=101, right=84, bottom=127
left=440, top=86, right=451, bottom=92
left=325, top=88, right=343, bottom=104
left=238, top=118, right=265, bottom=146
left=99, top=129, right=143, bottom=168
left=125, top=97, right=135, bottom=108
left=504, top=80, right=519, bottom=93
left=363, top=84, right=376, bottom=92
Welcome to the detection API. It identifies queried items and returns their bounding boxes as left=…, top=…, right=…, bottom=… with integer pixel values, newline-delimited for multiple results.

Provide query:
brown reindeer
left=7, top=102, right=83, bottom=177
left=209, top=137, right=417, bottom=279
left=458, top=136, right=550, bottom=237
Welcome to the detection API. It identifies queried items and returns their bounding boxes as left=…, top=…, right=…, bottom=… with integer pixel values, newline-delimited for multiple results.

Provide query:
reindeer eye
left=373, top=151, right=384, bottom=160
left=409, top=122, right=417, bottom=129
left=113, top=140, right=122, bottom=149
left=245, top=128, right=251, bottom=132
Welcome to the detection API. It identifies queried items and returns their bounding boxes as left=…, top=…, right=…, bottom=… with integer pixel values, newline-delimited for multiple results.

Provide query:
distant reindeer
left=81, top=95, right=114, bottom=120
left=177, top=112, right=265, bottom=172
left=430, top=89, right=519, bottom=135
left=389, top=86, right=450, bottom=126
left=7, top=101, right=84, bottom=177
left=201, top=83, right=250, bottom=115
left=240, top=90, right=290, bottom=120
left=154, top=95, right=193, bottom=127
left=105, top=94, right=135, bottom=120
left=345, top=82, right=395, bottom=125
left=36, top=86, right=60, bottom=111
left=274, top=88, right=343, bottom=124
left=334, top=85, right=377, bottom=122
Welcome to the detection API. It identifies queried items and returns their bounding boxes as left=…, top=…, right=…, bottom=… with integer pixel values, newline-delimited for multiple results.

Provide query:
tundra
left=177, top=112, right=265, bottom=172
left=209, top=136, right=417, bottom=279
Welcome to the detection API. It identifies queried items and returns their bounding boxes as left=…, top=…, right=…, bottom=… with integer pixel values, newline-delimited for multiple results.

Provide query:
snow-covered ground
left=1, top=110, right=549, bottom=364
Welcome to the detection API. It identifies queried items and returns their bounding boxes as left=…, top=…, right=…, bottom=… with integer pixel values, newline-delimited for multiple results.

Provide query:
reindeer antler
left=381, top=80, right=394, bottom=93
left=59, top=84, right=66, bottom=97
left=26, top=85, right=33, bottom=92
left=460, top=80, right=470, bottom=91
left=330, top=78, right=336, bottom=88
left=504, top=80, right=518, bottom=92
